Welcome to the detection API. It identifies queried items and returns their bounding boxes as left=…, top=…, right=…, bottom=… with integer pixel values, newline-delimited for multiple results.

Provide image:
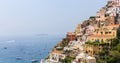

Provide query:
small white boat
left=31, top=59, right=38, bottom=62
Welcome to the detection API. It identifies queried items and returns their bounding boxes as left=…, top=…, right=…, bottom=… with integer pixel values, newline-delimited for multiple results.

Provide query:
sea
left=0, top=35, right=64, bottom=63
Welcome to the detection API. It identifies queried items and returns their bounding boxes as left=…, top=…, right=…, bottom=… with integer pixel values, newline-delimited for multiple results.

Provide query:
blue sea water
left=0, top=35, right=63, bottom=63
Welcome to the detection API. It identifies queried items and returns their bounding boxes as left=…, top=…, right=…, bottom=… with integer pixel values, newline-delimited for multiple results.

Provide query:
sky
left=0, top=0, right=106, bottom=36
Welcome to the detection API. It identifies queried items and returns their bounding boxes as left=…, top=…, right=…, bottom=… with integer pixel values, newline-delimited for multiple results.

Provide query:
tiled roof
left=108, top=24, right=120, bottom=27
left=52, top=50, right=63, bottom=54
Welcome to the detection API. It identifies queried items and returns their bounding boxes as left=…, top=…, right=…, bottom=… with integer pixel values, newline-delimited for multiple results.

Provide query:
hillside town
left=41, top=0, right=120, bottom=63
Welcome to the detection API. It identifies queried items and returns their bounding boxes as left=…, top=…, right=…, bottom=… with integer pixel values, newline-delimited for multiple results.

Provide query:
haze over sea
left=0, top=35, right=63, bottom=63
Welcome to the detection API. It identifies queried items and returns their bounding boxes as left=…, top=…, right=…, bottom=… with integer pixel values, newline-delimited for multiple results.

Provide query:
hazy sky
left=0, top=0, right=106, bottom=36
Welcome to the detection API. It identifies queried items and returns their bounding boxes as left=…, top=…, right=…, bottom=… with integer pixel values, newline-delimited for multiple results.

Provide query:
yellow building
left=75, top=24, right=82, bottom=35
left=87, top=25, right=117, bottom=42
left=75, top=24, right=83, bottom=40
left=83, top=44, right=103, bottom=56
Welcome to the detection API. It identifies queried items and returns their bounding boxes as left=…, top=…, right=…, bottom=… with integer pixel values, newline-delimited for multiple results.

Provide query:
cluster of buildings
left=41, top=0, right=120, bottom=63
left=75, top=0, right=120, bottom=43
left=72, top=52, right=96, bottom=63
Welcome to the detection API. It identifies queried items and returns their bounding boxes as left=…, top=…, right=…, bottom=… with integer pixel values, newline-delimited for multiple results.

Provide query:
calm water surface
left=0, top=35, right=63, bottom=63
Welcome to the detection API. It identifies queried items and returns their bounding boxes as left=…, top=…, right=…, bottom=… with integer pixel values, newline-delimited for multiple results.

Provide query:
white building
left=49, top=50, right=66, bottom=63
left=72, top=52, right=96, bottom=63
left=85, top=56, right=96, bottom=63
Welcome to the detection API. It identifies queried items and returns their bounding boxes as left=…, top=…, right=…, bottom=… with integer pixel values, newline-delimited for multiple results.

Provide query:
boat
left=31, top=59, right=38, bottom=62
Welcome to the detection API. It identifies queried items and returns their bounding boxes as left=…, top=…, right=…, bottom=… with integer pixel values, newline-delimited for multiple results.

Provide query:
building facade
left=87, top=26, right=117, bottom=42
left=49, top=49, right=66, bottom=63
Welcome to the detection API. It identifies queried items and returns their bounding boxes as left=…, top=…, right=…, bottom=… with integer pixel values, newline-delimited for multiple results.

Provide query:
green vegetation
left=117, top=29, right=120, bottom=39
left=61, top=56, right=76, bottom=63
left=60, top=38, right=69, bottom=47
left=110, top=38, right=119, bottom=47
left=85, top=41, right=106, bottom=45
left=95, top=38, right=120, bottom=63
left=55, top=38, right=69, bottom=49
left=89, top=16, right=96, bottom=20
left=85, top=38, right=120, bottom=63
left=61, top=58, right=71, bottom=63
left=82, top=25, right=120, bottom=63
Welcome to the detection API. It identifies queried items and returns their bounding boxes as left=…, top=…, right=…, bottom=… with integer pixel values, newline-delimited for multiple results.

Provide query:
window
left=109, top=32, right=111, bottom=34
left=99, top=48, right=101, bottom=50
left=101, top=32, right=103, bottom=35
left=113, top=32, right=115, bottom=36
left=105, top=32, right=108, bottom=34
left=101, top=39, right=103, bottom=42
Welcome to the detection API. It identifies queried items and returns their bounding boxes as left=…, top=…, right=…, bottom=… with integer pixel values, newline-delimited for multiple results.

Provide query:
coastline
left=41, top=0, right=120, bottom=63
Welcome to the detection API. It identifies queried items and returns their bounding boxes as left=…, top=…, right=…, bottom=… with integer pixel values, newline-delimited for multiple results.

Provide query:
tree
left=111, top=38, right=119, bottom=47
left=117, top=29, right=120, bottom=39
left=109, top=51, right=120, bottom=63
left=61, top=58, right=71, bottom=63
